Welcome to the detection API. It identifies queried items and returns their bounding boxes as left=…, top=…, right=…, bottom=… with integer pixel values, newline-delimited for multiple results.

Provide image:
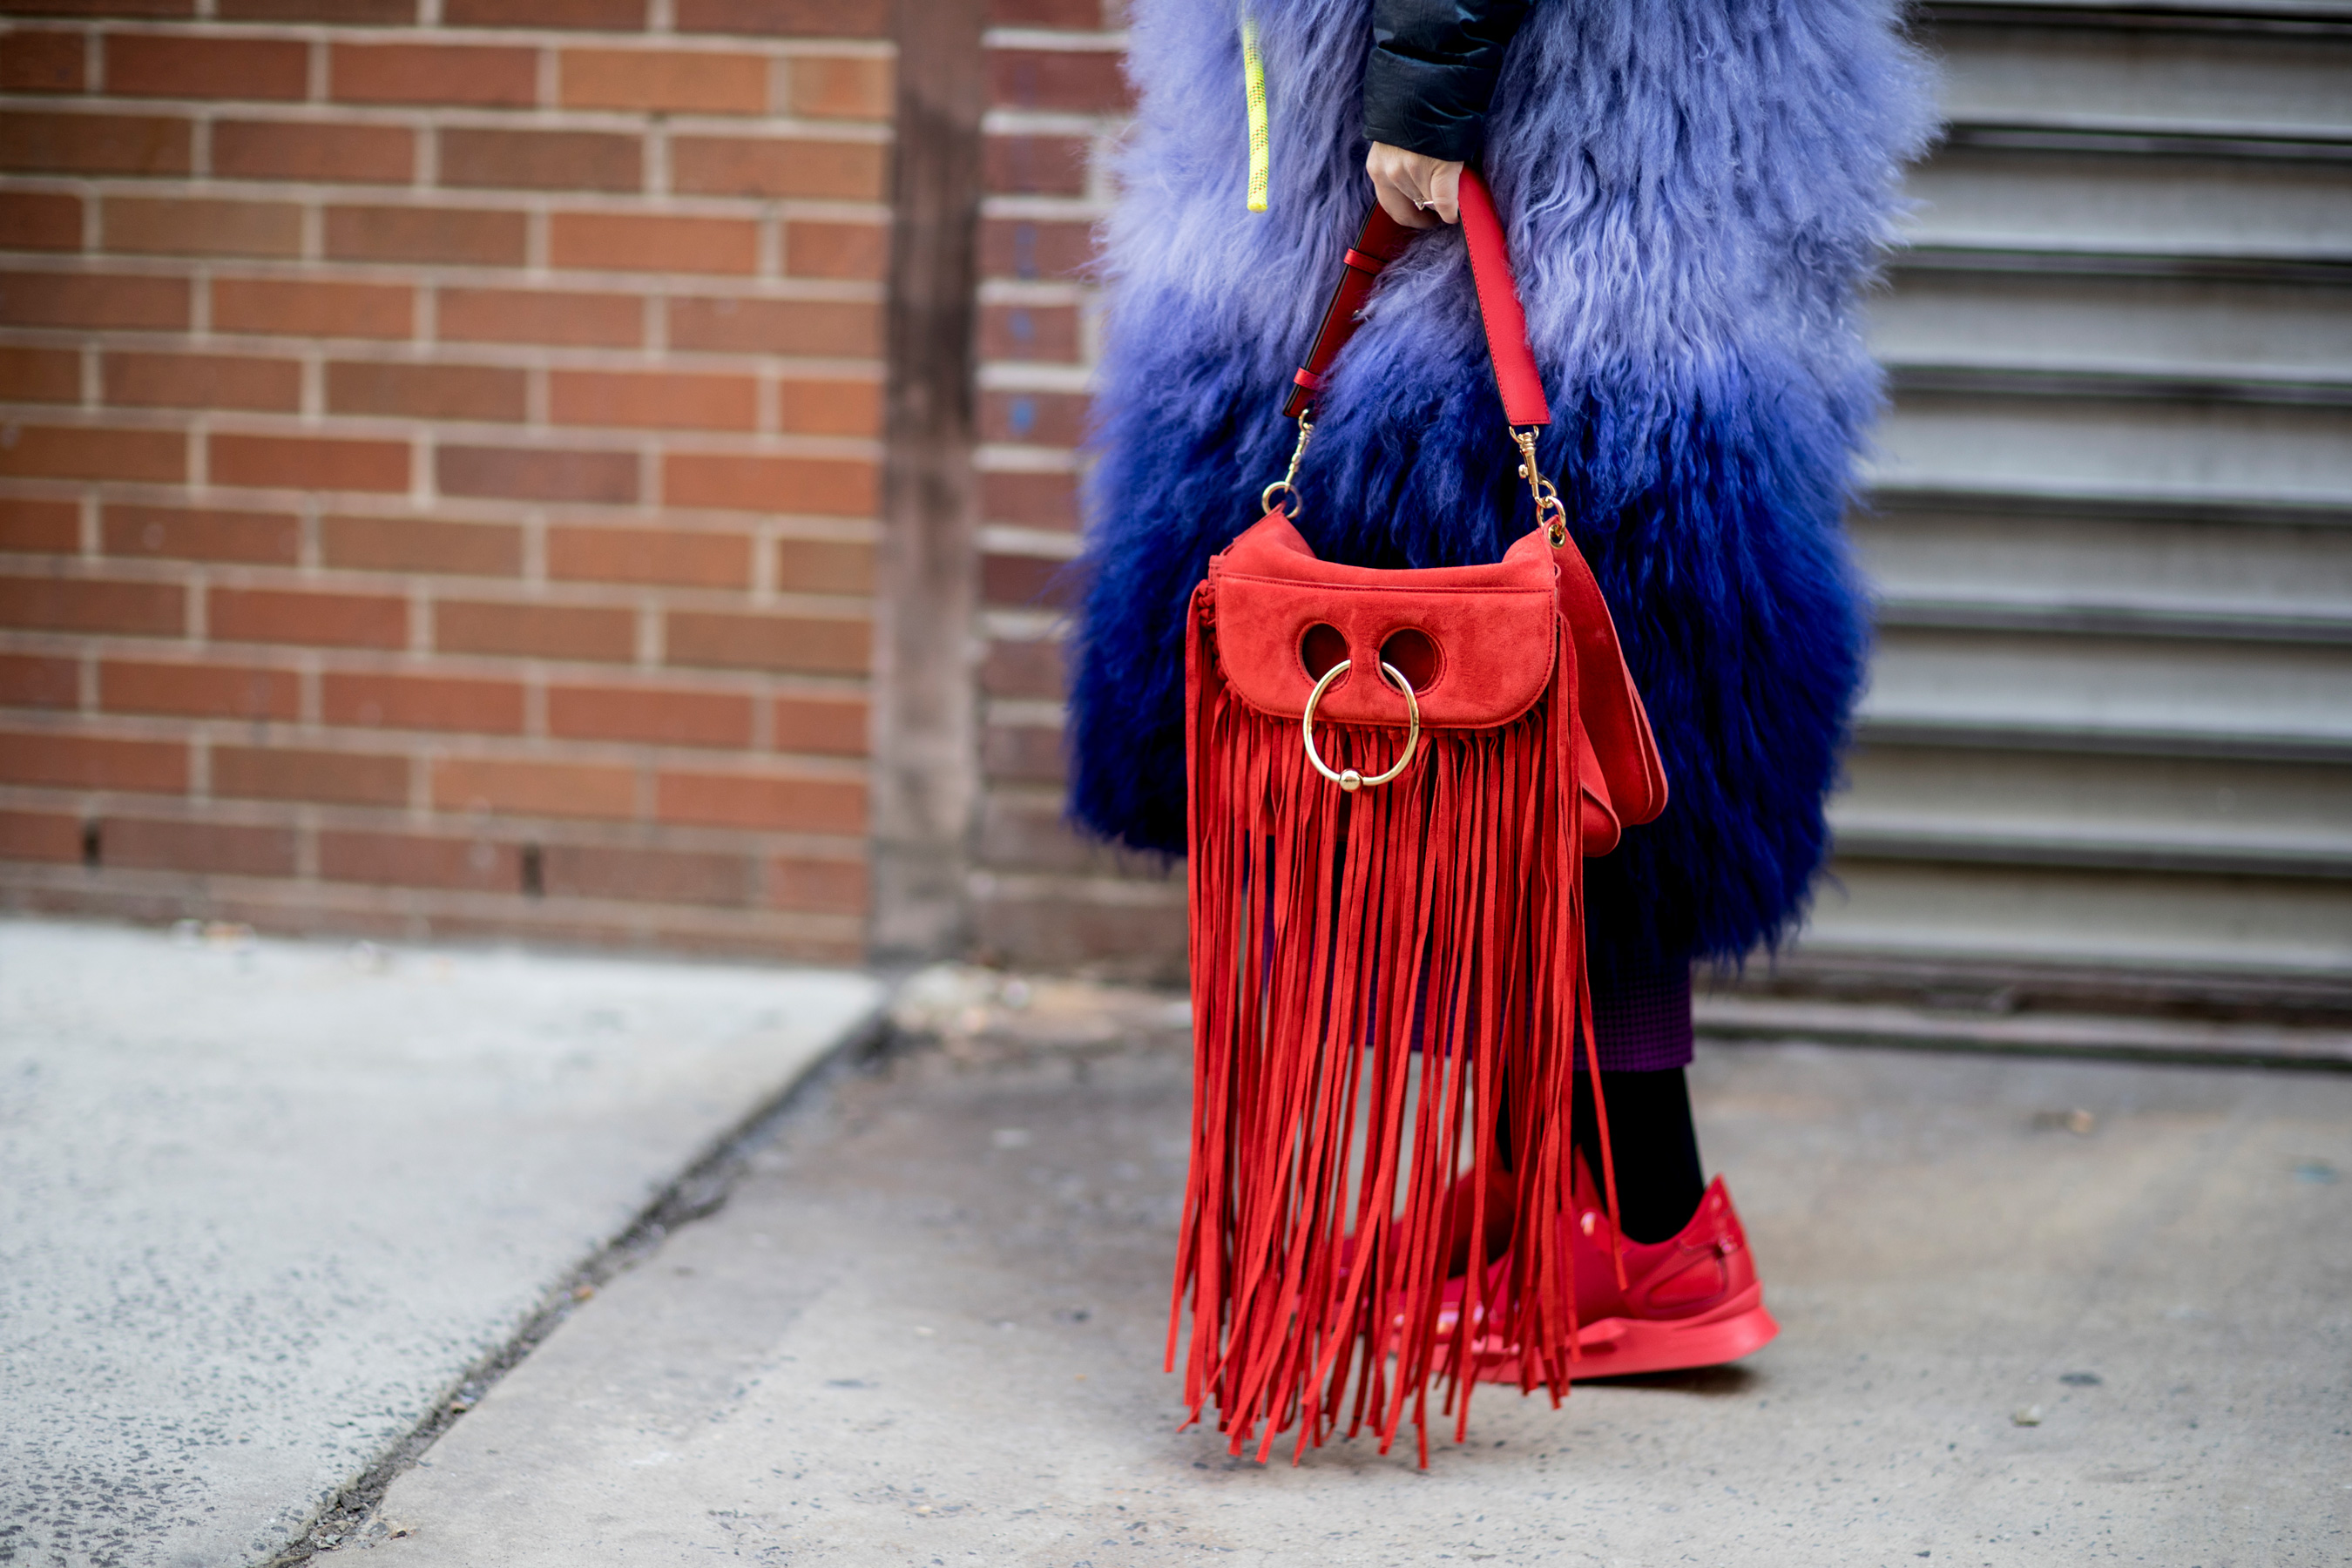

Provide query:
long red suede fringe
left=1170, top=590, right=1621, bottom=1466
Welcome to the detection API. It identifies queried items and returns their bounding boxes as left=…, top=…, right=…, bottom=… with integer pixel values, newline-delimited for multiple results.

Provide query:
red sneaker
left=1437, top=1176, right=1779, bottom=1382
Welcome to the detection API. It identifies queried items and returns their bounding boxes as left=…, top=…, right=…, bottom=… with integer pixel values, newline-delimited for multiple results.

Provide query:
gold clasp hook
left=1514, top=427, right=1569, bottom=547
left=1261, top=413, right=1314, bottom=517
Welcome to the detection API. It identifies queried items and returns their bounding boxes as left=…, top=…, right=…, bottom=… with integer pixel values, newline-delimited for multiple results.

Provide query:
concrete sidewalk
left=346, top=979, right=2351, bottom=1567
left=0, top=920, right=881, bottom=1568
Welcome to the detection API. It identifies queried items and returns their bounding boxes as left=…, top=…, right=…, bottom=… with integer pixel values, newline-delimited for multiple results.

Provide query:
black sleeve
left=1362, top=0, right=1534, bottom=163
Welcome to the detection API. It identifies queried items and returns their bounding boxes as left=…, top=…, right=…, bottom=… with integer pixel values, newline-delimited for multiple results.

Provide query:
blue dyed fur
left=1068, top=0, right=1934, bottom=964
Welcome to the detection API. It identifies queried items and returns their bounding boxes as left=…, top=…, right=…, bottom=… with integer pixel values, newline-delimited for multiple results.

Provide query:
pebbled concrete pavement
left=348, top=982, right=2352, bottom=1567
left=0, top=920, right=880, bottom=1568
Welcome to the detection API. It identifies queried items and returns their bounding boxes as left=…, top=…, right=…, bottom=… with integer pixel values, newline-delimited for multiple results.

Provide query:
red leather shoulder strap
left=1282, top=167, right=1549, bottom=428
left=1456, top=172, right=1549, bottom=428
left=1280, top=206, right=1414, bottom=419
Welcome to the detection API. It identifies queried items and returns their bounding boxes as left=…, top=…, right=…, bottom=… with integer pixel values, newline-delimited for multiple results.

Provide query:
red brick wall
left=969, top=0, right=1182, bottom=979
left=0, top=1, right=892, bottom=960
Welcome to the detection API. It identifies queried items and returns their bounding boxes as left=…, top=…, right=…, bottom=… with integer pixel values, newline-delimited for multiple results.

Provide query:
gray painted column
left=870, top=0, right=989, bottom=963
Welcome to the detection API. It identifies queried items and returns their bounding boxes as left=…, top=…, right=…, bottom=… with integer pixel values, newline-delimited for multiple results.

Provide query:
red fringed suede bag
left=1169, top=172, right=1670, bottom=1464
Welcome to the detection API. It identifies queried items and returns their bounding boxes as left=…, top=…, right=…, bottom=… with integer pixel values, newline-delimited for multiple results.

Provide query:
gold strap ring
left=1301, top=659, right=1421, bottom=793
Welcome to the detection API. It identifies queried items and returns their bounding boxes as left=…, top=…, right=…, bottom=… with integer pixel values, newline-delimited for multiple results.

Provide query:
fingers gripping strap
left=1281, top=168, right=1550, bottom=427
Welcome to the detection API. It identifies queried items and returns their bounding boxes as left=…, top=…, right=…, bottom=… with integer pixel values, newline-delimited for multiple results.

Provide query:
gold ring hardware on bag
left=1514, top=427, right=1570, bottom=547
left=1261, top=413, right=1315, bottom=517
left=1300, top=658, right=1421, bottom=792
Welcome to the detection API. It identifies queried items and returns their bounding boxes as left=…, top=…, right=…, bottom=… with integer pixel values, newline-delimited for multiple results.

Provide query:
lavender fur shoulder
left=1066, top=0, right=1934, bottom=965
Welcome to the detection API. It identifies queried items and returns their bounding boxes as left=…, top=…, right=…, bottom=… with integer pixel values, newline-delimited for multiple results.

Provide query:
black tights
left=1487, top=1067, right=1707, bottom=1243
left=1568, top=1067, right=1707, bottom=1243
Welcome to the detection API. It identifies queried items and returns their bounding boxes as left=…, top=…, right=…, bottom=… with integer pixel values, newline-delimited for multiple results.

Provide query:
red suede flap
left=1551, top=531, right=1670, bottom=828
left=1207, top=511, right=1558, bottom=728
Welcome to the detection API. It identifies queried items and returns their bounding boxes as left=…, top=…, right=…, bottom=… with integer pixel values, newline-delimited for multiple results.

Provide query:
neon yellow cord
left=1241, top=16, right=1270, bottom=213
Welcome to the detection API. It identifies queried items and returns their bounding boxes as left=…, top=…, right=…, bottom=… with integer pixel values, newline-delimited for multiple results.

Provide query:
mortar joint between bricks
left=754, top=371, right=779, bottom=440
left=753, top=521, right=778, bottom=598
left=645, top=124, right=670, bottom=200
left=750, top=683, right=774, bottom=751
left=636, top=602, right=661, bottom=668
left=758, top=213, right=783, bottom=280
left=294, top=810, right=319, bottom=880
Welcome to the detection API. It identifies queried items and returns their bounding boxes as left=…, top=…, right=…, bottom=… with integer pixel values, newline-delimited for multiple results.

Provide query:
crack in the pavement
left=259, top=1008, right=896, bottom=1565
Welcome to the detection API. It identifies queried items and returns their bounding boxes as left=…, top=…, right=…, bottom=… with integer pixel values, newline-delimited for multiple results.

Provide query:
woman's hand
left=1366, top=142, right=1463, bottom=229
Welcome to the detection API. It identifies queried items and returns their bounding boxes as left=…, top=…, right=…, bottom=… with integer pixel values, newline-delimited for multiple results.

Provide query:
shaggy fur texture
left=1068, top=0, right=1933, bottom=964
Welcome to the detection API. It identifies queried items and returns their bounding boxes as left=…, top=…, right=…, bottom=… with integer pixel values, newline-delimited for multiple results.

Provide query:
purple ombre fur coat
left=1065, top=0, right=1933, bottom=967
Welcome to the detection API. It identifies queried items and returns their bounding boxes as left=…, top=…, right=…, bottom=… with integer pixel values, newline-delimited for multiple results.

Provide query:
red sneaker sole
left=1459, top=1283, right=1780, bottom=1383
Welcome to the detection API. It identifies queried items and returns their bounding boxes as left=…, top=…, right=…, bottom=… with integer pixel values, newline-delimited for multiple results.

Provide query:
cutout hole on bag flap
left=1379, top=627, right=1440, bottom=692
left=1301, top=622, right=1348, bottom=681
